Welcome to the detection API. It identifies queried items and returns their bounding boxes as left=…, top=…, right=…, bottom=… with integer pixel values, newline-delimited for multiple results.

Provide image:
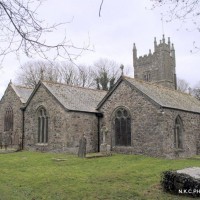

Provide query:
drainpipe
left=20, top=107, right=25, bottom=150
left=95, top=112, right=103, bottom=152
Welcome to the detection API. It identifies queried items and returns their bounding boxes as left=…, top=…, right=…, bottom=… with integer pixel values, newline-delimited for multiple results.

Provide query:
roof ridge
left=11, top=84, right=33, bottom=90
left=123, top=76, right=192, bottom=97
left=41, top=80, right=107, bottom=93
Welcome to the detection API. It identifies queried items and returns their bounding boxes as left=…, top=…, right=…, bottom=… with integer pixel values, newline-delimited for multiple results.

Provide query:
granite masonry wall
left=161, top=109, right=200, bottom=158
left=0, top=84, right=23, bottom=146
left=99, top=81, right=200, bottom=158
left=24, top=85, right=98, bottom=154
left=99, top=81, right=165, bottom=157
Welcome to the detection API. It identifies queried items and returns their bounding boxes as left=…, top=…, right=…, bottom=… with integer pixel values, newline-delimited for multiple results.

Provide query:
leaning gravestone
left=78, top=134, right=87, bottom=158
left=161, top=167, right=200, bottom=198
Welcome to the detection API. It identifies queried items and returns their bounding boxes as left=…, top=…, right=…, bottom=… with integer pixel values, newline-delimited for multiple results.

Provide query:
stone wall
left=161, top=109, right=200, bottom=158
left=24, top=84, right=98, bottom=154
left=0, top=84, right=23, bottom=147
left=99, top=81, right=165, bottom=157
left=99, top=80, right=200, bottom=158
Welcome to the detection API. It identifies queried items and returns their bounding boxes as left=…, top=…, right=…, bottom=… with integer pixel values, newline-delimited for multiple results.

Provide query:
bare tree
left=192, top=88, right=200, bottom=100
left=99, top=0, right=105, bottom=17
left=151, top=0, right=200, bottom=26
left=59, top=62, right=95, bottom=88
left=15, top=60, right=95, bottom=88
left=151, top=0, right=200, bottom=50
left=191, top=81, right=200, bottom=100
left=60, top=62, right=78, bottom=85
left=0, top=0, right=88, bottom=65
left=15, top=58, right=126, bottom=90
left=77, top=65, right=95, bottom=88
left=16, top=60, right=63, bottom=87
left=92, top=58, right=121, bottom=91
left=177, top=78, right=190, bottom=93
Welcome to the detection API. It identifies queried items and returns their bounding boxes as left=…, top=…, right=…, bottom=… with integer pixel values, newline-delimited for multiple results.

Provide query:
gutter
left=20, top=107, right=26, bottom=150
left=95, top=113, right=103, bottom=152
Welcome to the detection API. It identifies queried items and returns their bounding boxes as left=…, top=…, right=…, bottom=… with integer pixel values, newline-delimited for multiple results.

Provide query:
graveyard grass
left=0, top=151, right=200, bottom=200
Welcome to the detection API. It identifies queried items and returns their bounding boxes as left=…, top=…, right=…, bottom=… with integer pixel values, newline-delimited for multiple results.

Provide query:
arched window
left=4, top=106, right=13, bottom=131
left=114, top=107, right=131, bottom=146
left=37, top=107, right=48, bottom=143
left=174, top=116, right=183, bottom=149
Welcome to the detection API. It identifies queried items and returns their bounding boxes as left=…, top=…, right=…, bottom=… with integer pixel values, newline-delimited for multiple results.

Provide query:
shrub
left=161, top=170, right=200, bottom=198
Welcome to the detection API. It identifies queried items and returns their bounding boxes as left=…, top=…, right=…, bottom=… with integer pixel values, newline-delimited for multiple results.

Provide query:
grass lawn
left=0, top=151, right=199, bottom=200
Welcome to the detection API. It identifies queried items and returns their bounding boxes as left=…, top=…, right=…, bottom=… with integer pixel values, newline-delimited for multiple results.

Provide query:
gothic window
left=143, top=72, right=151, bottom=82
left=37, top=107, right=48, bottom=143
left=174, top=116, right=183, bottom=149
left=4, top=106, right=13, bottom=131
left=114, top=107, right=131, bottom=146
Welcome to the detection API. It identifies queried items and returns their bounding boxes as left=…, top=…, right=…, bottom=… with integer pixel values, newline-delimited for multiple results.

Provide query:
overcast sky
left=0, top=0, right=200, bottom=98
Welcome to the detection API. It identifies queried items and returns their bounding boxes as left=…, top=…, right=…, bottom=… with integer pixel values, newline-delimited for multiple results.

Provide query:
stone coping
left=0, top=148, right=18, bottom=154
left=177, top=167, right=200, bottom=179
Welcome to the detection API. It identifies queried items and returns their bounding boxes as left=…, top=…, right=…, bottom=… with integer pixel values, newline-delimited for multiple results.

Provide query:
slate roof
left=42, top=81, right=107, bottom=113
left=11, top=84, right=33, bottom=103
left=98, top=76, right=200, bottom=114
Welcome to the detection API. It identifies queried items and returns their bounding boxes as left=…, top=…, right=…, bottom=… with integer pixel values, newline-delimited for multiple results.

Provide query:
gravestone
left=78, top=134, right=87, bottom=158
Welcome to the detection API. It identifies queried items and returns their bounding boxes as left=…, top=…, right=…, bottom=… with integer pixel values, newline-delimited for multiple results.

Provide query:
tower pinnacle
left=133, top=36, right=177, bottom=90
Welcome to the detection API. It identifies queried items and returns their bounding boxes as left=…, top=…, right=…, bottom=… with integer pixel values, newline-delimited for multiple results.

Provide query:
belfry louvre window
left=174, top=116, right=183, bottom=149
left=4, top=106, right=13, bottom=131
left=114, top=108, right=131, bottom=146
left=38, top=107, right=48, bottom=143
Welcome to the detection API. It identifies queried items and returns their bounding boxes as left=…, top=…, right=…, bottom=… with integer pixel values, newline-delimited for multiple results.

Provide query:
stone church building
left=1, top=35, right=200, bottom=158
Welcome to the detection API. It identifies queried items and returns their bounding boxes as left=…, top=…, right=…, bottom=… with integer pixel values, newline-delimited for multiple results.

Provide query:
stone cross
left=101, top=126, right=108, bottom=144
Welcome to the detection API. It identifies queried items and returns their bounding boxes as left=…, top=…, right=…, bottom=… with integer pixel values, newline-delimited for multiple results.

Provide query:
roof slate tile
left=124, top=76, right=200, bottom=114
left=42, top=81, right=107, bottom=113
left=11, top=84, right=33, bottom=103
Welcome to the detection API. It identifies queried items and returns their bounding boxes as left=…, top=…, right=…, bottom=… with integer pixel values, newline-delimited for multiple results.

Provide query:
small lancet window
left=174, top=116, right=183, bottom=149
left=4, top=106, right=13, bottom=131
left=37, top=107, right=48, bottom=143
left=143, top=72, right=151, bottom=82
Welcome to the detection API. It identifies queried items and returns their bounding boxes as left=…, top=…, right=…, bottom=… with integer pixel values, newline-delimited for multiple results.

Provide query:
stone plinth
left=100, top=143, right=111, bottom=155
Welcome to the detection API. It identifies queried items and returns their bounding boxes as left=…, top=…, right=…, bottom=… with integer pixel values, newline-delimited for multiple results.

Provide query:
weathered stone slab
left=177, top=167, right=200, bottom=179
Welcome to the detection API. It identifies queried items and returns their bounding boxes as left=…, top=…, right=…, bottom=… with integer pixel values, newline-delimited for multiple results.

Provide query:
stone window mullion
left=114, top=108, right=131, bottom=146
left=40, top=116, right=43, bottom=143
left=43, top=116, right=47, bottom=143
left=46, top=117, right=48, bottom=143
left=37, top=107, right=48, bottom=144
left=4, top=107, right=13, bottom=131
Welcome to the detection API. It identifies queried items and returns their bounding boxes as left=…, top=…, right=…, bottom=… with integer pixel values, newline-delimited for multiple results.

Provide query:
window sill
left=174, top=148, right=184, bottom=153
left=36, top=143, right=48, bottom=146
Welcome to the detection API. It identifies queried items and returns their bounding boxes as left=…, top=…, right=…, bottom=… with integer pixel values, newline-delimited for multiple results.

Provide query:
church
left=1, top=35, right=200, bottom=158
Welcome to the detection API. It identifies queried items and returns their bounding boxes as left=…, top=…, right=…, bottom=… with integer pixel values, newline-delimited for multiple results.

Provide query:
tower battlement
left=133, top=35, right=177, bottom=90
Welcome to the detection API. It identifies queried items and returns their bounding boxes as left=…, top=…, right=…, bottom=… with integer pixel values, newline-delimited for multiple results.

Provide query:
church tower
left=133, top=35, right=177, bottom=90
